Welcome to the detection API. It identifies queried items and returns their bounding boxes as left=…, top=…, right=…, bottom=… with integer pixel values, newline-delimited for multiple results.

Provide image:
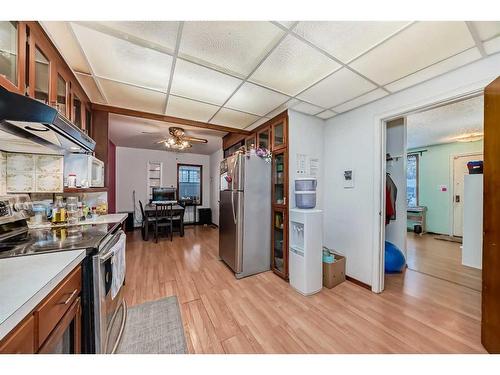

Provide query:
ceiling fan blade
left=183, top=136, right=208, bottom=143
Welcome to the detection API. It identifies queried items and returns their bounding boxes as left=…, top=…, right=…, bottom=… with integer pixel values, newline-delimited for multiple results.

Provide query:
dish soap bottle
left=52, top=196, right=67, bottom=224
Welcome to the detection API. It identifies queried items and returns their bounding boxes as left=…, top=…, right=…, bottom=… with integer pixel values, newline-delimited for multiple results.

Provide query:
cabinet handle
left=59, top=289, right=78, bottom=305
left=283, top=197, right=286, bottom=205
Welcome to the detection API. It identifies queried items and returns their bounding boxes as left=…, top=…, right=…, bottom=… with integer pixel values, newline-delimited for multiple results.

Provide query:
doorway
left=382, top=95, right=484, bottom=292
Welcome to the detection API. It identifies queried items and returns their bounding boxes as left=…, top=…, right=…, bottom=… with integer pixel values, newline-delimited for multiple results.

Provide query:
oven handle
left=99, top=230, right=125, bottom=263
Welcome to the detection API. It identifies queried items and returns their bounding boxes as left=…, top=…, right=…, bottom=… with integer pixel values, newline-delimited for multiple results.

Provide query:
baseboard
left=346, top=276, right=371, bottom=290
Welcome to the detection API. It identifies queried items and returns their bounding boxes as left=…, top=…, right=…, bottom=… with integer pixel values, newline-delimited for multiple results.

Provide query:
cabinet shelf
left=63, top=187, right=107, bottom=193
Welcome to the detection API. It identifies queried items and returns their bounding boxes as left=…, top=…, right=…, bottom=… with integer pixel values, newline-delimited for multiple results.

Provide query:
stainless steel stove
left=0, top=194, right=127, bottom=353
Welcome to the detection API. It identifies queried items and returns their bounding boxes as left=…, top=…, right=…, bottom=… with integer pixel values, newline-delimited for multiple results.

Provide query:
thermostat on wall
left=343, top=170, right=354, bottom=188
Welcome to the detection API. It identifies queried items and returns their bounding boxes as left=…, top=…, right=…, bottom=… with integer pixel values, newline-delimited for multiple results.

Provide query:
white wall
left=209, top=148, right=223, bottom=225
left=385, top=119, right=407, bottom=257
left=323, top=53, right=500, bottom=288
left=288, top=110, right=325, bottom=210
left=116, top=147, right=211, bottom=223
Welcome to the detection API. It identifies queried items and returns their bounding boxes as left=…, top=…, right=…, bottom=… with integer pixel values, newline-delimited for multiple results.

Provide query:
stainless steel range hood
left=0, top=86, right=96, bottom=154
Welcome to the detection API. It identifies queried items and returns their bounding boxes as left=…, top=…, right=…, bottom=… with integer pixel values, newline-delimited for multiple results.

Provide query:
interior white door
left=453, top=153, right=483, bottom=236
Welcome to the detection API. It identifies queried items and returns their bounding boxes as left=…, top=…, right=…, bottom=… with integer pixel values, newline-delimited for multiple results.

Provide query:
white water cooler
left=289, top=208, right=323, bottom=295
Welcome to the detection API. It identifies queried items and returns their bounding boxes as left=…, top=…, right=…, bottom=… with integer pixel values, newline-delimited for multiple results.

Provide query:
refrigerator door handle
left=231, top=190, right=237, bottom=225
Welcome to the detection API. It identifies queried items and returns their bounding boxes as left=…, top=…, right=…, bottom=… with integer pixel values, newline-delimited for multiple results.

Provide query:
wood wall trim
left=482, top=76, right=500, bottom=353
left=346, top=276, right=372, bottom=290
left=91, top=103, right=250, bottom=135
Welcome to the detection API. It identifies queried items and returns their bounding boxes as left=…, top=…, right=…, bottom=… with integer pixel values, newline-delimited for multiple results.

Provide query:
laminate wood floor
left=406, top=233, right=482, bottom=291
left=123, top=226, right=485, bottom=353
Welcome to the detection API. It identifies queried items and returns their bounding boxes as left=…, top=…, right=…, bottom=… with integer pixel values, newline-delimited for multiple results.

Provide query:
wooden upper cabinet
left=26, top=24, right=59, bottom=104
left=245, top=134, right=257, bottom=150
left=0, top=21, right=26, bottom=94
left=257, top=127, right=270, bottom=150
left=72, top=91, right=83, bottom=129
left=55, top=72, right=69, bottom=118
left=271, top=117, right=287, bottom=151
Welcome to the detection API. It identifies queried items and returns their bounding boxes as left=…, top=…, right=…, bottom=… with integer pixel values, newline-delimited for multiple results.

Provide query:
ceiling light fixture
left=156, top=127, right=207, bottom=151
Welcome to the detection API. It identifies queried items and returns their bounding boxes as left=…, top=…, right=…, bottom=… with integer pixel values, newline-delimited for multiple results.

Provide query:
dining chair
left=155, top=203, right=175, bottom=243
left=139, top=200, right=154, bottom=241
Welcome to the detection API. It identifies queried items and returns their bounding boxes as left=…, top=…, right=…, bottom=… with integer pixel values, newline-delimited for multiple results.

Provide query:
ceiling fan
left=153, top=127, right=208, bottom=150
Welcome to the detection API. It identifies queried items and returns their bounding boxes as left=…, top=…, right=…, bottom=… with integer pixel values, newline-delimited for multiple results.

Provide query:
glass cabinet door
left=272, top=119, right=286, bottom=150
left=0, top=21, right=19, bottom=88
left=273, top=151, right=286, bottom=206
left=56, top=74, right=67, bottom=116
left=73, top=94, right=82, bottom=128
left=272, top=209, right=287, bottom=277
left=245, top=135, right=256, bottom=150
left=34, top=46, right=49, bottom=104
left=257, top=128, right=270, bottom=149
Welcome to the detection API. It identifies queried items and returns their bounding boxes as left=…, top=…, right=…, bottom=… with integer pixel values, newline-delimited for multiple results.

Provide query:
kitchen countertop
left=28, top=213, right=128, bottom=230
left=0, top=250, right=86, bottom=341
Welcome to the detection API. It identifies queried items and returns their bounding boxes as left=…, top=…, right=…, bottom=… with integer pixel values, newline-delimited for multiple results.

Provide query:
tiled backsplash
left=2, top=153, right=64, bottom=193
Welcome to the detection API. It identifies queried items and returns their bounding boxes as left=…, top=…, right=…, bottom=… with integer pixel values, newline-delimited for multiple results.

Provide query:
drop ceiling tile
left=385, top=48, right=482, bottom=93
left=484, top=35, right=500, bottom=55
left=166, top=95, right=219, bottom=122
left=171, top=59, right=242, bottom=105
left=265, top=100, right=297, bottom=119
left=225, top=82, right=289, bottom=116
left=246, top=117, right=270, bottom=131
left=276, top=21, right=297, bottom=29
left=350, top=22, right=475, bottom=85
left=250, top=35, right=341, bottom=96
left=316, top=110, right=336, bottom=120
left=471, top=21, right=500, bottom=41
left=179, top=22, right=285, bottom=77
left=332, top=88, right=387, bottom=113
left=290, top=101, right=324, bottom=115
left=42, top=22, right=91, bottom=74
left=76, top=74, right=105, bottom=103
left=94, top=21, right=179, bottom=52
left=211, top=108, right=259, bottom=129
left=294, top=21, right=410, bottom=63
left=72, top=23, right=173, bottom=91
left=98, top=79, right=166, bottom=114
left=297, top=68, right=376, bottom=108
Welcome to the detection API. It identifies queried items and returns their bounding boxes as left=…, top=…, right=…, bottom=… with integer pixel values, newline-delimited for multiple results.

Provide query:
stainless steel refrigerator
left=219, top=152, right=271, bottom=278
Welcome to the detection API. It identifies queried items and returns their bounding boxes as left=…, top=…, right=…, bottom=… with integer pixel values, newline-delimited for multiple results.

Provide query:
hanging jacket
left=386, top=174, right=397, bottom=224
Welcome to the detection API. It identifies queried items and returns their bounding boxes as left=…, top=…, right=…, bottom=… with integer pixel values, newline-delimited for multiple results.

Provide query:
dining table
left=143, top=203, right=185, bottom=240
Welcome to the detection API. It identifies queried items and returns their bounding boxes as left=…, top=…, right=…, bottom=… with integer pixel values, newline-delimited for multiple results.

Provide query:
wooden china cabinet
left=269, top=114, right=289, bottom=279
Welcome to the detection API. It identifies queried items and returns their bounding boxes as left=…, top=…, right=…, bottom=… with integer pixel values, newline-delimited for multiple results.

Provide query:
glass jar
left=67, top=173, right=77, bottom=188
left=66, top=197, right=79, bottom=226
left=52, top=196, right=66, bottom=223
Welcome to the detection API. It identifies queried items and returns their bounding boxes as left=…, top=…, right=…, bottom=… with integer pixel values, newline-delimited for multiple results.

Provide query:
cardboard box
left=323, top=253, right=346, bottom=288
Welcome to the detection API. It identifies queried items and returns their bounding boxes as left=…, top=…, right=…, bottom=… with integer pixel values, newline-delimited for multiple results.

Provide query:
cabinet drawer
left=35, top=266, right=81, bottom=347
left=0, top=315, right=35, bottom=354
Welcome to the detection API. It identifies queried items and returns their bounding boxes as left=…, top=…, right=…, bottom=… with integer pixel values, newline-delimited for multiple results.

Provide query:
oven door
left=90, top=157, right=105, bottom=187
left=92, top=230, right=127, bottom=353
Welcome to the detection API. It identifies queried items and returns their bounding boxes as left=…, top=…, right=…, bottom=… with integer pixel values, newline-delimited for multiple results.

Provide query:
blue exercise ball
left=385, top=241, right=406, bottom=273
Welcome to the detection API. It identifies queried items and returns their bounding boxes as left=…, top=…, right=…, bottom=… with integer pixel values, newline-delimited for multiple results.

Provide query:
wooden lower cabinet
left=0, top=265, right=82, bottom=354
left=0, top=316, right=35, bottom=354
left=271, top=208, right=288, bottom=279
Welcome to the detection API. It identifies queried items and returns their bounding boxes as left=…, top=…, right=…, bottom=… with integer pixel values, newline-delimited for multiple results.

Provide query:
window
left=177, top=164, right=202, bottom=204
left=407, top=154, right=418, bottom=207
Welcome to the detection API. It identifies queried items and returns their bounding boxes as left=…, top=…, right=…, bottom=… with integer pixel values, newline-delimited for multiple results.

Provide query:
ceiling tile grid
left=166, top=95, right=219, bottom=122
left=41, top=21, right=498, bottom=129
left=249, top=34, right=341, bottom=96
left=225, top=82, right=289, bottom=116
left=170, top=58, right=242, bottom=106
